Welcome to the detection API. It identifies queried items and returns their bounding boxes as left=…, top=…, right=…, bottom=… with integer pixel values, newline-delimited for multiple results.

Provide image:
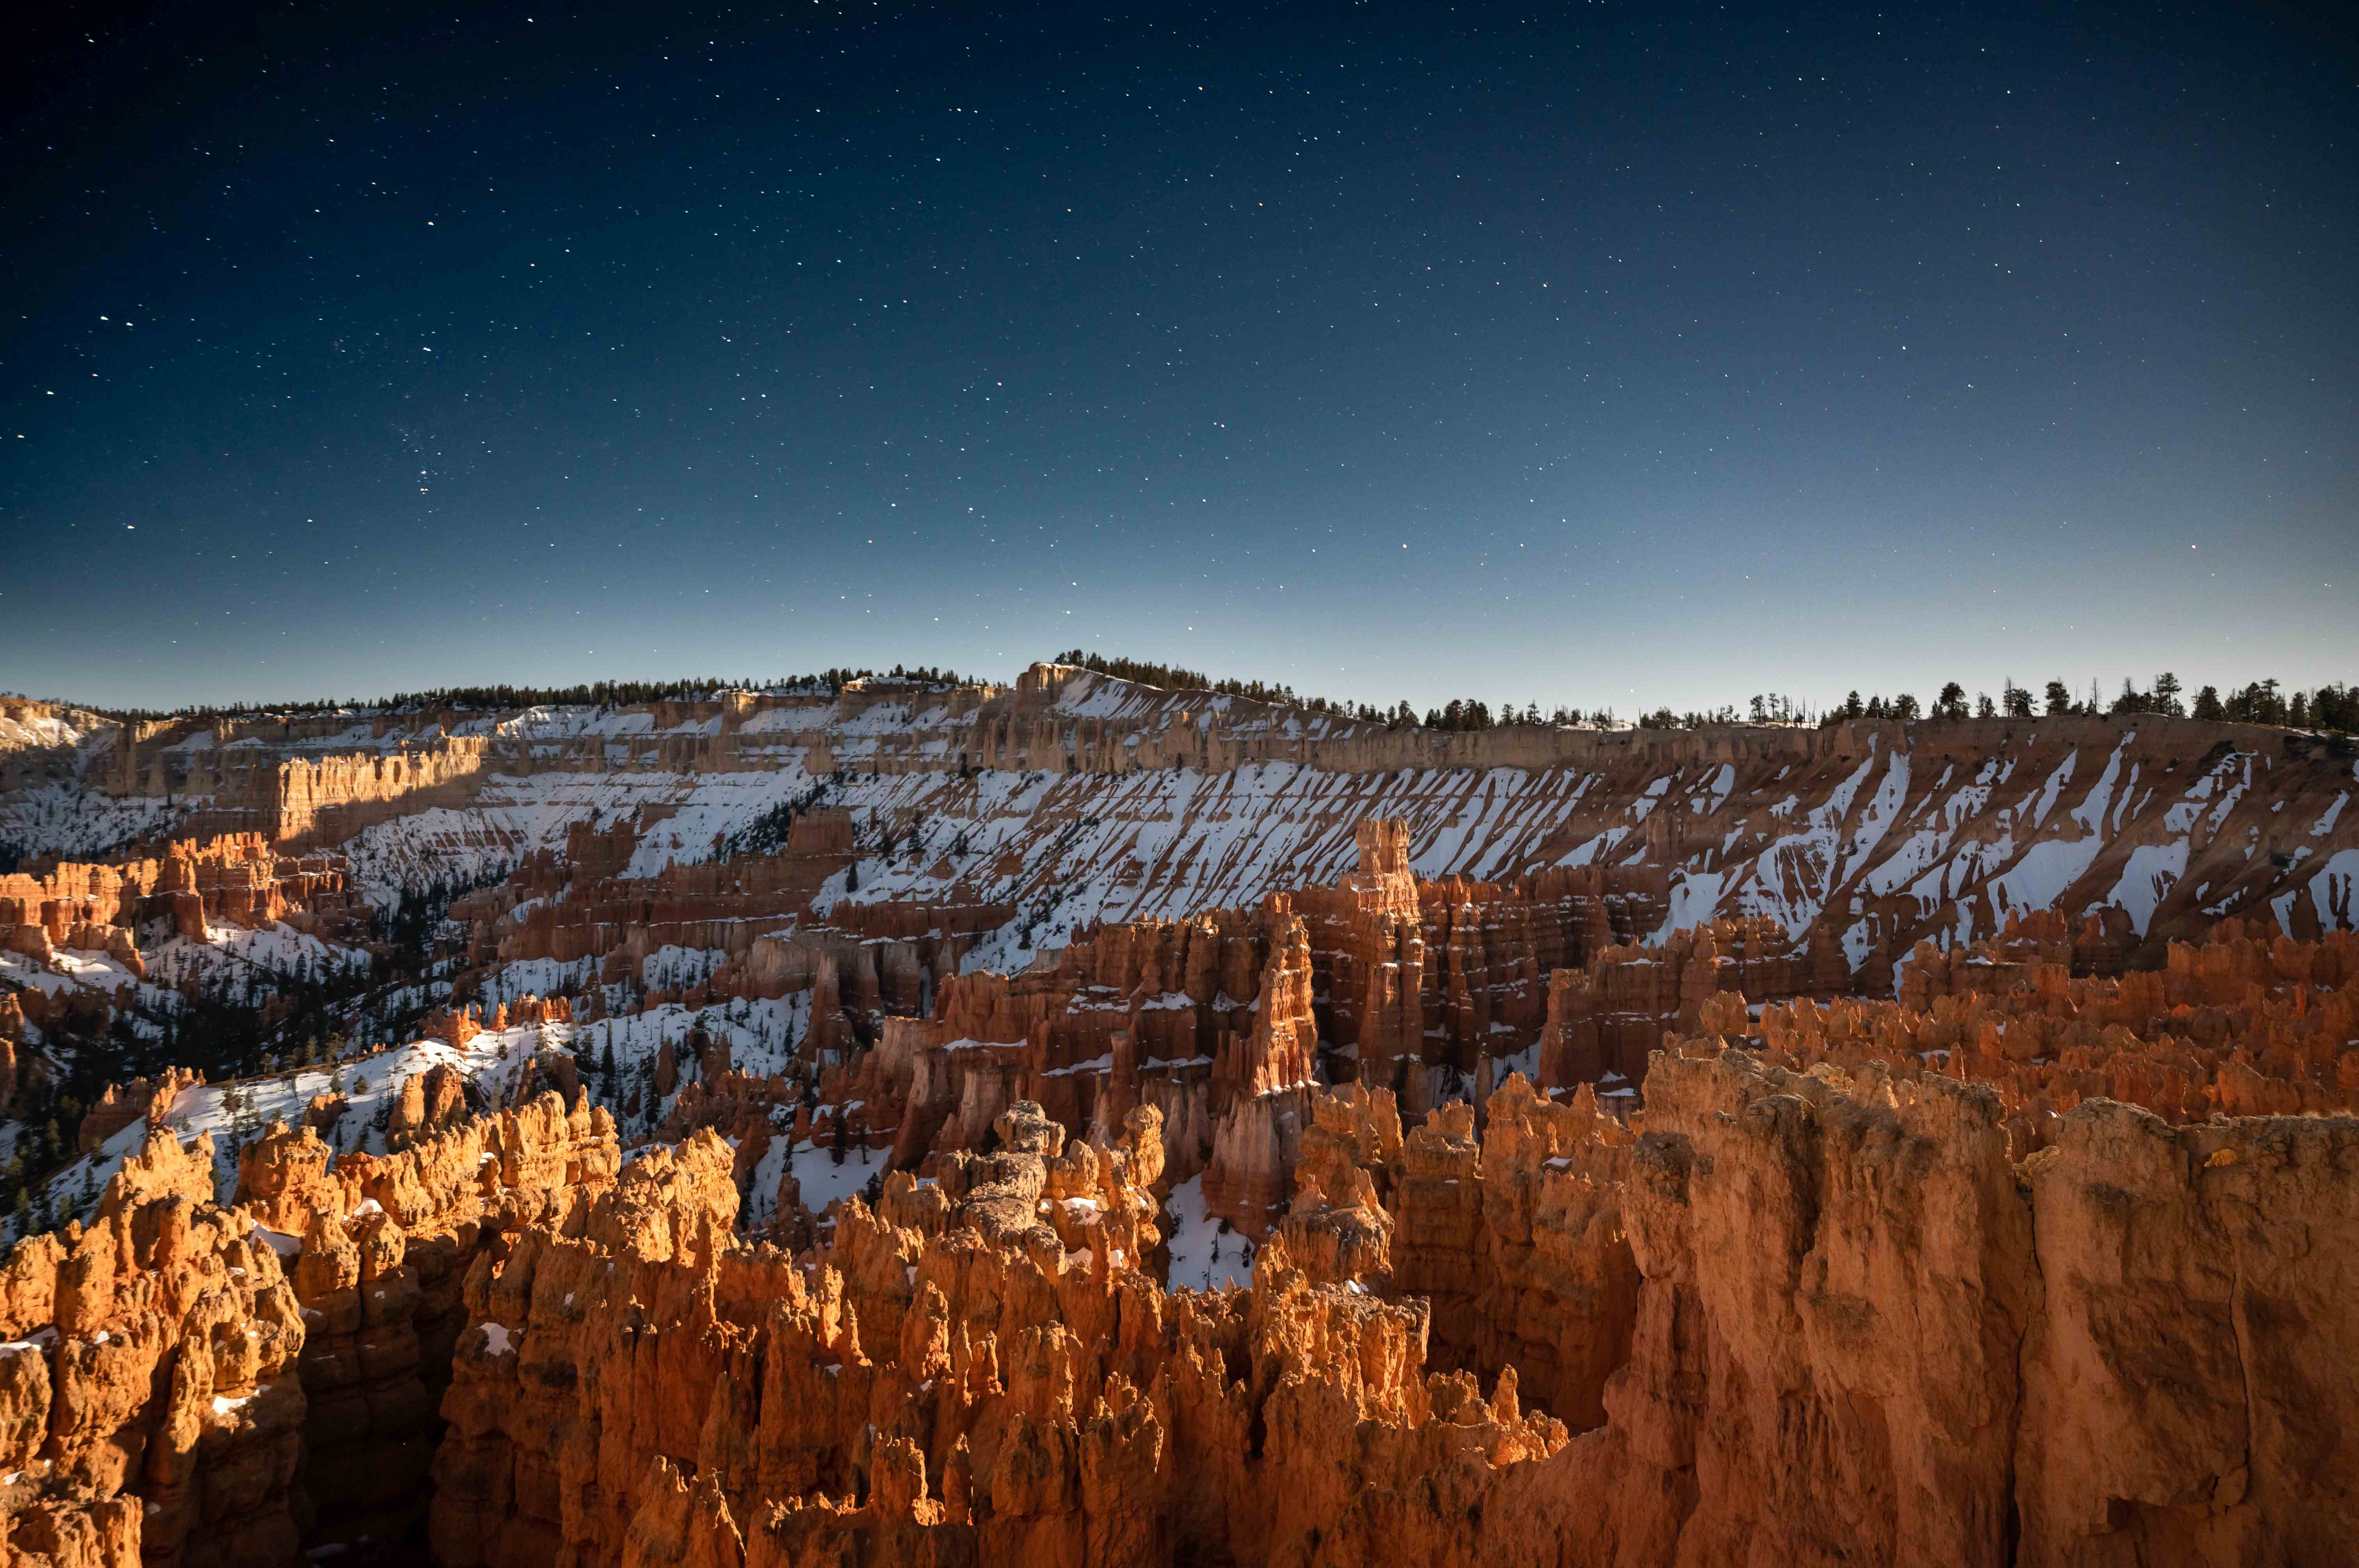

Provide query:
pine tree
left=2043, top=680, right=2073, bottom=717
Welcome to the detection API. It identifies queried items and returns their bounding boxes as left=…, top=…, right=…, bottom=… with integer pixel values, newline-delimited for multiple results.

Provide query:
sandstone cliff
left=7, top=1020, right=2355, bottom=1566
left=15, top=671, right=2354, bottom=993
left=4, top=669, right=2358, bottom=1568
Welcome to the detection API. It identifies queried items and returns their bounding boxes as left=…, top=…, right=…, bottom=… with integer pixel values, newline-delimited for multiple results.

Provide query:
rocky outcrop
left=0, top=834, right=366, bottom=1054
left=222, top=1094, right=623, bottom=1555
left=832, top=817, right=2358, bottom=1245
left=1547, top=1050, right=2038, bottom=1565
left=27, top=670, right=2354, bottom=988
left=0, top=1130, right=307, bottom=1568
left=1536, top=913, right=1825, bottom=1091
left=1726, top=917, right=2359, bottom=1151
left=76, top=1068, right=204, bottom=1154
left=0, top=700, right=110, bottom=796
left=1477, top=1045, right=2355, bottom=1568
left=7, top=938, right=2359, bottom=1566
left=271, top=744, right=493, bottom=848
left=414, top=1034, right=2359, bottom=1567
left=387, top=1063, right=473, bottom=1151
left=863, top=823, right=1664, bottom=1234
left=452, top=812, right=862, bottom=978
left=1, top=839, right=354, bottom=948
left=96, top=720, right=491, bottom=848
left=7, top=668, right=2359, bottom=1568
left=2014, top=1100, right=2359, bottom=1566
left=1403, top=1079, right=1641, bottom=1431
left=0, top=1000, right=25, bottom=1117
left=427, top=1093, right=1566, bottom=1568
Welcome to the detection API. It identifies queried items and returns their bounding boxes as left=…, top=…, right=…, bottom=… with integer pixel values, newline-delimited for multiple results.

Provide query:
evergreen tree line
left=1060, top=653, right=2358, bottom=736
left=1815, top=676, right=2358, bottom=732
left=34, top=665, right=982, bottom=725
left=874, top=663, right=973, bottom=687
left=1050, top=649, right=1355, bottom=713
left=379, top=669, right=895, bottom=709
left=1057, top=651, right=1631, bottom=731
left=1422, top=699, right=1650, bottom=731
left=1635, top=694, right=1814, bottom=731
left=30, top=662, right=2357, bottom=738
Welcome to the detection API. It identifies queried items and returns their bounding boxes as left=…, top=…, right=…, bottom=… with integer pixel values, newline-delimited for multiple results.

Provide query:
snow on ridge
left=0, top=783, right=189, bottom=861
left=2067, top=737, right=2131, bottom=835
left=1835, top=751, right=1911, bottom=886
left=2297, top=849, right=2359, bottom=931
left=1985, top=837, right=2107, bottom=922
left=13, top=718, right=2357, bottom=1038
left=2108, top=842, right=2190, bottom=936
left=2314, top=794, right=2348, bottom=837
left=1726, top=750, right=1879, bottom=938
left=2028, top=753, right=2075, bottom=830
left=22, top=989, right=814, bottom=1243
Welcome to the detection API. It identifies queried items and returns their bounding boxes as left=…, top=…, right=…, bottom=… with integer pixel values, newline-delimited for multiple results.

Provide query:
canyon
left=0, top=665, right=2355, bottom=1566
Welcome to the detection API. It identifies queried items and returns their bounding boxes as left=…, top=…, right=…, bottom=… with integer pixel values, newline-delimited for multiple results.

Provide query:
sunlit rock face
left=4, top=668, right=2358, bottom=1565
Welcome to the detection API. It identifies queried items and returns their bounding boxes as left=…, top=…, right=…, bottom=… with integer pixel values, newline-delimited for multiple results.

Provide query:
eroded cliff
left=3, top=666, right=2357, bottom=1568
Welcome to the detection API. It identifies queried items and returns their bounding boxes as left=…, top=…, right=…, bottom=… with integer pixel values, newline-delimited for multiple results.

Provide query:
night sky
left=4, top=2, right=2354, bottom=715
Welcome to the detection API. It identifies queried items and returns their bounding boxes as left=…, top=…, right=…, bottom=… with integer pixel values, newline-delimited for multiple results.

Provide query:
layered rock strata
left=23, top=671, right=2354, bottom=991
left=1, top=837, right=360, bottom=964
left=9, top=1024, right=2358, bottom=1566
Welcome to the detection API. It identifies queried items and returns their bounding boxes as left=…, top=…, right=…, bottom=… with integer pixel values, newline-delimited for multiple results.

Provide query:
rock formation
left=1722, top=915, right=2359, bottom=1149
left=0, top=1128, right=308, bottom=1568
left=0, top=836, right=366, bottom=1059
left=16, top=670, right=2355, bottom=989
left=6, top=937, right=2359, bottom=1565
left=5, top=668, right=2359, bottom=1566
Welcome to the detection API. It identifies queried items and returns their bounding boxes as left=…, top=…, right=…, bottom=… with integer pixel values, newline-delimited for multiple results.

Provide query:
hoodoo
left=1, top=670, right=2355, bottom=1566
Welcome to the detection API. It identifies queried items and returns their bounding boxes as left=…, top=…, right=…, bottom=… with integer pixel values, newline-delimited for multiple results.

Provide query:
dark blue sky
left=5, top=2, right=2354, bottom=714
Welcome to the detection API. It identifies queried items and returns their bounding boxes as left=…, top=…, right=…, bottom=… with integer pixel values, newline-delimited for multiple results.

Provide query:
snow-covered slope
left=323, top=726, right=2359, bottom=980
